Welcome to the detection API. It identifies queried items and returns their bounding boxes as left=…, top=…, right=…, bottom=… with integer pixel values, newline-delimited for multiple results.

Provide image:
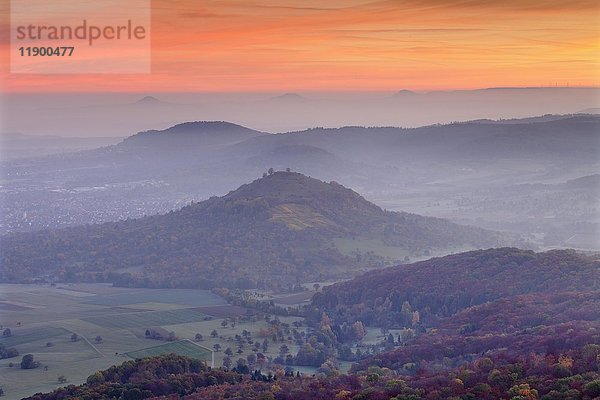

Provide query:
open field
left=160, top=314, right=309, bottom=371
left=0, top=283, right=315, bottom=400
left=0, top=302, right=33, bottom=311
left=82, top=308, right=210, bottom=329
left=334, top=237, right=410, bottom=260
left=0, top=324, right=105, bottom=400
left=0, top=284, right=225, bottom=399
left=194, top=305, right=251, bottom=318
left=126, top=340, right=212, bottom=362
left=0, top=327, right=70, bottom=347
left=84, top=289, right=227, bottom=307
left=272, top=291, right=314, bottom=305
left=334, top=237, right=474, bottom=263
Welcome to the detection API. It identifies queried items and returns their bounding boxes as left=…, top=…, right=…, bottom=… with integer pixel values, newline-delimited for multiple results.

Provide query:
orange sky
left=1, top=0, right=599, bottom=92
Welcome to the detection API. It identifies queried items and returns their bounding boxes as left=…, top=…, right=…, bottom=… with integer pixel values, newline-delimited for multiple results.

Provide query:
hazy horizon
left=1, top=1, right=599, bottom=398
left=2, top=87, right=598, bottom=137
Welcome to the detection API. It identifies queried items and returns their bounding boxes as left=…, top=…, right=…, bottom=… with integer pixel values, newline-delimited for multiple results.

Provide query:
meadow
left=84, top=289, right=227, bottom=307
left=0, top=327, right=69, bottom=347
left=126, top=340, right=212, bottom=361
left=81, top=308, right=211, bottom=330
left=0, top=283, right=314, bottom=400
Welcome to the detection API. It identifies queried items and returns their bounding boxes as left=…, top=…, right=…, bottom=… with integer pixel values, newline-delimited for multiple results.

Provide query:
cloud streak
left=1, top=0, right=598, bottom=92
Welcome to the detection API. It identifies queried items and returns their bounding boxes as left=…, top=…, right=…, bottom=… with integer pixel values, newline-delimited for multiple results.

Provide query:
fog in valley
left=1, top=87, right=599, bottom=399
left=1, top=87, right=599, bottom=251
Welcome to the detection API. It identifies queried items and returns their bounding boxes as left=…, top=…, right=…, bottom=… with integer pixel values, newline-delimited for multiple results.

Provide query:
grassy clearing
left=194, top=305, right=250, bottom=318
left=362, top=327, right=405, bottom=346
left=85, top=289, right=226, bottom=307
left=126, top=340, right=211, bottom=361
left=334, top=237, right=409, bottom=260
left=273, top=292, right=314, bottom=306
left=0, top=302, right=32, bottom=311
left=0, top=285, right=226, bottom=399
left=0, top=284, right=315, bottom=399
left=120, top=302, right=188, bottom=311
left=161, top=315, right=310, bottom=371
left=0, top=327, right=69, bottom=347
left=270, top=203, right=333, bottom=230
left=0, top=327, right=107, bottom=400
left=82, top=308, right=210, bottom=329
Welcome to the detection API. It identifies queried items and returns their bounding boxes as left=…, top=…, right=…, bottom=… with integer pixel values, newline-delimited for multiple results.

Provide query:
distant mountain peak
left=121, top=121, right=266, bottom=147
left=394, top=89, right=417, bottom=97
left=162, top=121, right=251, bottom=132
left=271, top=93, right=306, bottom=101
left=135, top=96, right=164, bottom=104
left=578, top=107, right=600, bottom=114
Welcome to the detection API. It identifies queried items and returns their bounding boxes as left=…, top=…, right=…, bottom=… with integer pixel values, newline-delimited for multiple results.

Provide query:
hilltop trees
left=20, top=354, right=39, bottom=369
left=24, top=354, right=241, bottom=399
left=246, top=353, right=256, bottom=366
left=145, top=328, right=164, bottom=340
left=23, top=344, right=600, bottom=400
left=0, top=344, right=18, bottom=359
left=235, top=358, right=250, bottom=374
left=279, top=344, right=289, bottom=355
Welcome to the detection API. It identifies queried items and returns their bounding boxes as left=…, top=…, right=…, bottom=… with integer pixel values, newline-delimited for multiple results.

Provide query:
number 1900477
left=19, top=47, right=74, bottom=56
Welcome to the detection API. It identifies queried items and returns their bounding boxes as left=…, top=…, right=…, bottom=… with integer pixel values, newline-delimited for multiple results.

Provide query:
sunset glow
left=1, top=0, right=599, bottom=92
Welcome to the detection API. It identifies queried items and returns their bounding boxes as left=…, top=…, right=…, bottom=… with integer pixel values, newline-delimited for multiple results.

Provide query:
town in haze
left=0, top=1, right=599, bottom=399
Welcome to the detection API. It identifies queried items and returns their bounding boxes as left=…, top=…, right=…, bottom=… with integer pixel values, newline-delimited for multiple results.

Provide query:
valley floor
left=0, top=283, right=319, bottom=400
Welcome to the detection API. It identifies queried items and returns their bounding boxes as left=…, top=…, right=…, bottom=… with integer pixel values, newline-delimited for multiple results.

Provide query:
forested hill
left=120, top=121, right=267, bottom=150
left=0, top=172, right=510, bottom=290
left=309, top=248, right=600, bottom=327
left=24, top=347, right=600, bottom=400
left=23, top=354, right=241, bottom=400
